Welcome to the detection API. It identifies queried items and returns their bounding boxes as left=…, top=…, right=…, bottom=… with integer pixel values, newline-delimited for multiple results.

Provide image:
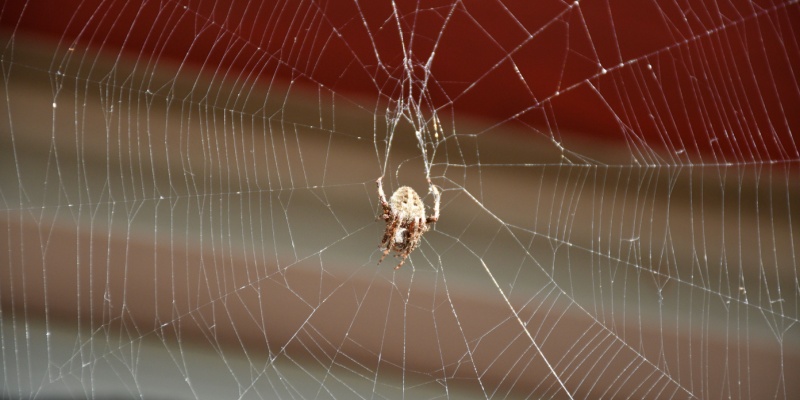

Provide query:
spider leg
left=376, top=177, right=392, bottom=220
left=380, top=219, right=399, bottom=250
left=406, top=220, right=424, bottom=253
left=378, top=246, right=391, bottom=265
left=426, top=179, right=440, bottom=224
left=376, top=177, right=389, bottom=208
left=394, top=256, right=407, bottom=270
left=378, top=218, right=400, bottom=265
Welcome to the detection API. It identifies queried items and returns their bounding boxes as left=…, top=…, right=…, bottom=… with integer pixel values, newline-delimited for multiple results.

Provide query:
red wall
left=3, top=0, right=798, bottom=161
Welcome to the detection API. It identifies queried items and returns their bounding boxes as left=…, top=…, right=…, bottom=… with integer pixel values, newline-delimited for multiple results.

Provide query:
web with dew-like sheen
left=1, top=1, right=798, bottom=399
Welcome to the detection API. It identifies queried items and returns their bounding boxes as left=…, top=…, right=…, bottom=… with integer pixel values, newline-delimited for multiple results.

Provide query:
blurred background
left=2, top=1, right=799, bottom=399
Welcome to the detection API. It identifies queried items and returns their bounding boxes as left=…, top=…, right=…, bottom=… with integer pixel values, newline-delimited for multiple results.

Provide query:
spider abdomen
left=389, top=186, right=426, bottom=222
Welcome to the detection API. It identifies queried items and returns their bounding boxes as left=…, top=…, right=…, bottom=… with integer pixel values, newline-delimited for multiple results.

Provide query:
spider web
left=1, top=0, right=798, bottom=399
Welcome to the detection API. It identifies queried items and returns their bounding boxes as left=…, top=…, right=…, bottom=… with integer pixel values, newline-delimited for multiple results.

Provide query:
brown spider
left=376, top=177, right=440, bottom=269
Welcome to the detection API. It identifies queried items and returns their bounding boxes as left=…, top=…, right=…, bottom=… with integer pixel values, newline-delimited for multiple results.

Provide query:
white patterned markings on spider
left=376, top=177, right=440, bottom=269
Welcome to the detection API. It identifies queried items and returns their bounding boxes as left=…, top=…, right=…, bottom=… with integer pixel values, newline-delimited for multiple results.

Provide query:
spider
left=376, top=177, right=440, bottom=269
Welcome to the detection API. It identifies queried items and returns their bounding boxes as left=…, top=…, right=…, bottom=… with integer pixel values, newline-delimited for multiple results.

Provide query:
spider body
left=376, top=177, right=440, bottom=269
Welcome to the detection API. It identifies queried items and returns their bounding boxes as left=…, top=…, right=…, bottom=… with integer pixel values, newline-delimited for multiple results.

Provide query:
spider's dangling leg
left=376, top=177, right=389, bottom=208
left=377, top=218, right=400, bottom=266
left=377, top=247, right=392, bottom=266
left=394, top=255, right=408, bottom=270
left=426, top=179, right=440, bottom=224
